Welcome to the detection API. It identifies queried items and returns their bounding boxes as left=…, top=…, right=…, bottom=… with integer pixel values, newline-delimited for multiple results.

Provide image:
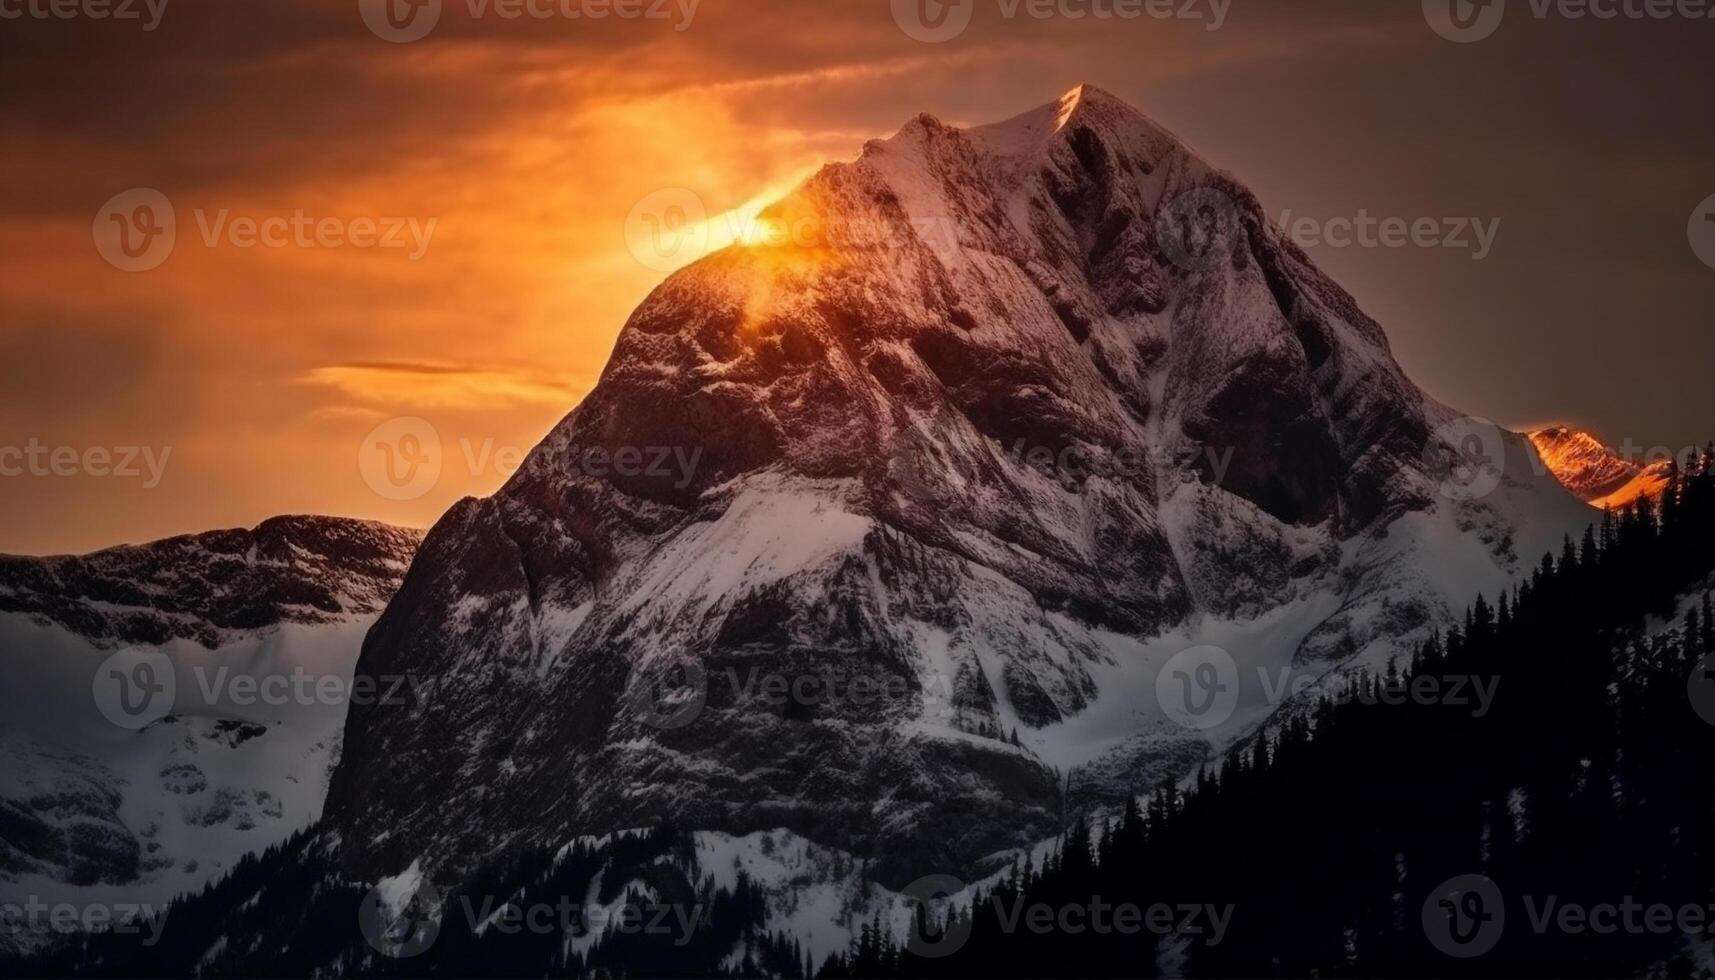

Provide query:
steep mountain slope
left=0, top=517, right=420, bottom=955
left=323, top=86, right=1593, bottom=890
left=1530, top=425, right=1673, bottom=509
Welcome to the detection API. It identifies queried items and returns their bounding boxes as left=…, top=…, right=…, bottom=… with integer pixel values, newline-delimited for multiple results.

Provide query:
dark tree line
left=843, top=448, right=1715, bottom=978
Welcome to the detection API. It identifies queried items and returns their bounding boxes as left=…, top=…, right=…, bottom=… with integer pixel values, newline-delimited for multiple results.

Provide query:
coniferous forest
left=26, top=448, right=1715, bottom=979
left=828, top=447, right=1715, bottom=979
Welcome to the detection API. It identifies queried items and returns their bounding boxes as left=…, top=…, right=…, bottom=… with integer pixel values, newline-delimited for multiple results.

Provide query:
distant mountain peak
left=1529, top=426, right=1671, bottom=509
left=0, top=515, right=423, bottom=647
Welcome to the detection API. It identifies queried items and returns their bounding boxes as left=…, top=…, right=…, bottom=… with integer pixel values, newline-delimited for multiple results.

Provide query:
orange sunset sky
left=3, top=0, right=1711, bottom=554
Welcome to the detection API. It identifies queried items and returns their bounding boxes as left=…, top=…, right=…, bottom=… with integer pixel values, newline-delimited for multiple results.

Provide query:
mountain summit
left=322, top=86, right=1592, bottom=887
left=1529, top=426, right=1673, bottom=509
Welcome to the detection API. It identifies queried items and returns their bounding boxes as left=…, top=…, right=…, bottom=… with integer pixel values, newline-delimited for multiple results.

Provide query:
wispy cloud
left=298, top=362, right=588, bottom=409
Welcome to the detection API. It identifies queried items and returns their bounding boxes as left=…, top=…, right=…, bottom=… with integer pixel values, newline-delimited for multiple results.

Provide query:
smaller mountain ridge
left=0, top=516, right=423, bottom=648
left=1529, top=426, right=1673, bottom=510
left=0, top=516, right=425, bottom=956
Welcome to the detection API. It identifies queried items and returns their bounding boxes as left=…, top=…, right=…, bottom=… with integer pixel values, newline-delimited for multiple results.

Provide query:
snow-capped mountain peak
left=320, top=87, right=1594, bottom=890
left=1529, top=425, right=1672, bottom=509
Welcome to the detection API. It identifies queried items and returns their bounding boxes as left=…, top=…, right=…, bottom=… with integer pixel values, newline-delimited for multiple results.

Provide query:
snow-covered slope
left=323, top=85, right=1595, bottom=890
left=0, top=517, right=420, bottom=955
left=1530, top=425, right=1673, bottom=509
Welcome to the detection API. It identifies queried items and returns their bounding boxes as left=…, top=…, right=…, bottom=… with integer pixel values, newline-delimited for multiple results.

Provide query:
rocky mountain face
left=322, top=86, right=1593, bottom=891
left=0, top=515, right=422, bottom=648
left=1529, top=426, right=1674, bottom=509
left=0, top=516, right=421, bottom=955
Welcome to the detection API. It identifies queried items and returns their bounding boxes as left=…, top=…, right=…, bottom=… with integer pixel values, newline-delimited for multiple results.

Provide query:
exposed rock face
left=0, top=516, right=422, bottom=648
left=1530, top=426, right=1674, bottom=509
left=0, top=516, right=422, bottom=950
left=323, top=86, right=1591, bottom=888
